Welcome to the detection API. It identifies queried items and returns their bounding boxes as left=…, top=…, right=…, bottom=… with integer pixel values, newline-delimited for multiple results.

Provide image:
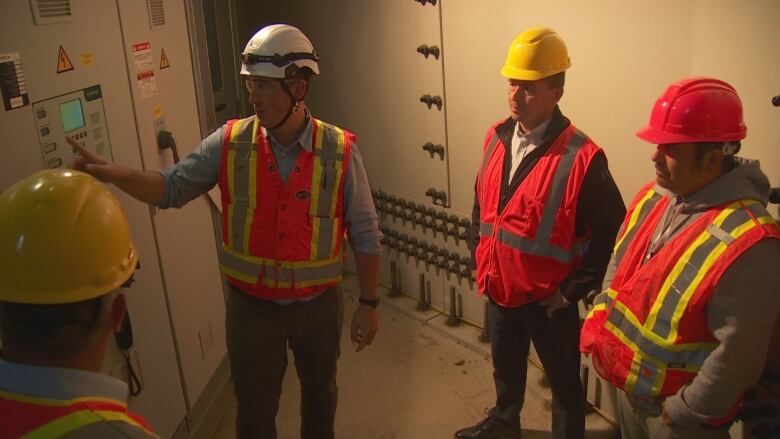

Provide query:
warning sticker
left=80, top=53, right=93, bottom=67
left=132, top=42, right=153, bottom=72
left=57, top=45, right=74, bottom=73
left=0, top=52, right=29, bottom=111
left=136, top=70, right=158, bottom=98
left=160, top=48, right=170, bottom=69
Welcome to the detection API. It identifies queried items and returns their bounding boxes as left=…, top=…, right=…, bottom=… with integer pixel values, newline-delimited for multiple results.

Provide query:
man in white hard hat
left=0, top=170, right=155, bottom=438
left=69, top=24, right=382, bottom=439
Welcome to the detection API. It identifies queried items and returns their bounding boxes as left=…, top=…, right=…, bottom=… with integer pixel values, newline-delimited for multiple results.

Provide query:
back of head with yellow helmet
left=501, top=26, right=571, bottom=81
left=0, top=169, right=137, bottom=304
left=0, top=170, right=137, bottom=360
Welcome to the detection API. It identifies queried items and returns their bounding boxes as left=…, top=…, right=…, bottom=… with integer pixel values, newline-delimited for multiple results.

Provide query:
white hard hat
left=240, top=24, right=320, bottom=78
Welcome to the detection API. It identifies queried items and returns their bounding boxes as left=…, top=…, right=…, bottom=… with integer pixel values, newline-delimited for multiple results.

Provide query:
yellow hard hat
left=500, top=27, right=571, bottom=81
left=0, top=170, right=137, bottom=304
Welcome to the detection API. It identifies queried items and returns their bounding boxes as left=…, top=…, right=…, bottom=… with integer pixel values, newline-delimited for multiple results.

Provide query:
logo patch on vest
left=296, top=191, right=310, bottom=200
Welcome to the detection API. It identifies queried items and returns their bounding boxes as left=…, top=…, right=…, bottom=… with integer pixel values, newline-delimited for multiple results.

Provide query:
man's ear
left=554, top=87, right=564, bottom=103
left=295, top=80, right=309, bottom=102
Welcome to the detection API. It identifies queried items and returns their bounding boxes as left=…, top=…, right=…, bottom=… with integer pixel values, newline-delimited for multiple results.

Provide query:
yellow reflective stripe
left=609, top=300, right=715, bottom=352
left=647, top=202, right=753, bottom=339
left=585, top=303, right=606, bottom=320
left=252, top=278, right=342, bottom=289
left=309, top=122, right=325, bottom=258
left=311, top=217, right=322, bottom=259
left=328, top=127, right=346, bottom=218
left=604, top=303, right=670, bottom=396
left=222, top=247, right=341, bottom=269
left=220, top=265, right=257, bottom=284
left=251, top=115, right=260, bottom=144
left=667, top=214, right=758, bottom=341
left=603, top=317, right=646, bottom=393
left=614, top=188, right=657, bottom=253
left=22, top=410, right=156, bottom=439
left=330, top=218, right=341, bottom=256
left=242, top=148, right=257, bottom=253
left=226, top=148, right=237, bottom=249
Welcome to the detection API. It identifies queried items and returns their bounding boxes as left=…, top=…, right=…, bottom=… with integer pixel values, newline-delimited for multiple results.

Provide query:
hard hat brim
left=500, top=63, right=570, bottom=81
left=636, top=125, right=747, bottom=145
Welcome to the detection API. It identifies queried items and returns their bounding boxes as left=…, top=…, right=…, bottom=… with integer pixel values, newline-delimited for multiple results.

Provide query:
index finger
left=65, top=136, right=97, bottom=160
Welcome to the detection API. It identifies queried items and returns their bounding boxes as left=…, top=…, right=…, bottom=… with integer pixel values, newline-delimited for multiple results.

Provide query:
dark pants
left=489, top=298, right=585, bottom=439
left=226, top=284, right=344, bottom=439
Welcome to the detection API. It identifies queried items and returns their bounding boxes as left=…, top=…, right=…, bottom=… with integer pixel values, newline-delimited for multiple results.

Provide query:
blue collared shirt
left=0, top=358, right=129, bottom=402
left=158, top=114, right=382, bottom=256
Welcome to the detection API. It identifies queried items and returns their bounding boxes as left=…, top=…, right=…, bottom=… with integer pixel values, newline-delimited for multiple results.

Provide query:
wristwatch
left=358, top=296, right=380, bottom=308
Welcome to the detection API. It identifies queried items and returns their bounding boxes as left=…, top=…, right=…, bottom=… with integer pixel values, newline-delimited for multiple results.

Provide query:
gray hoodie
left=602, top=162, right=780, bottom=428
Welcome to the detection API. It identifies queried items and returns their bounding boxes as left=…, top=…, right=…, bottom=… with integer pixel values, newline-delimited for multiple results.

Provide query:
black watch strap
left=358, top=296, right=380, bottom=308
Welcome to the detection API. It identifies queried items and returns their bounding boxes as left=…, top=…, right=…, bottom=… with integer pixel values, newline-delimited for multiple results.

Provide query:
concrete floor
left=210, top=274, right=618, bottom=439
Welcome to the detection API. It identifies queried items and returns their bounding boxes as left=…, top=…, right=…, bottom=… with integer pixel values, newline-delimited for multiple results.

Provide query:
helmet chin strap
left=267, top=78, right=300, bottom=130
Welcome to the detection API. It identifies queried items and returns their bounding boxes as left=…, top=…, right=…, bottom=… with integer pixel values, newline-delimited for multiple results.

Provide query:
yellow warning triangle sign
left=57, top=45, right=74, bottom=73
left=160, top=48, right=170, bottom=69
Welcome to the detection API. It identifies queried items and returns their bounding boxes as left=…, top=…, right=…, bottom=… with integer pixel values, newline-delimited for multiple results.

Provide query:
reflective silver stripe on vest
left=220, top=247, right=344, bottom=287
left=632, top=357, right=661, bottom=397
left=650, top=203, right=762, bottom=339
left=479, top=132, right=501, bottom=188
left=313, top=126, right=345, bottom=218
left=535, top=131, right=586, bottom=239
left=592, top=289, right=612, bottom=308
left=312, top=121, right=346, bottom=259
left=315, top=217, right=335, bottom=260
left=497, top=229, right=586, bottom=263
left=606, top=307, right=712, bottom=368
left=490, top=131, right=590, bottom=263
left=219, top=246, right=262, bottom=280
left=480, top=222, right=494, bottom=236
left=229, top=117, right=256, bottom=252
left=613, top=191, right=663, bottom=266
left=274, top=259, right=345, bottom=284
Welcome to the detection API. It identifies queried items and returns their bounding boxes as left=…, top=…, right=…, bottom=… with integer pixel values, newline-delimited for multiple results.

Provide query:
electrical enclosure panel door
left=116, top=0, right=227, bottom=407
left=0, top=1, right=186, bottom=436
left=363, top=0, right=449, bottom=204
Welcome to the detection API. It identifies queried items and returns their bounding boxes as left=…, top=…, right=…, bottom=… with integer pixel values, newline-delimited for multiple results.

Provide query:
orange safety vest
left=475, top=122, right=601, bottom=307
left=217, top=116, right=352, bottom=300
left=0, top=389, right=155, bottom=438
left=581, top=183, right=780, bottom=405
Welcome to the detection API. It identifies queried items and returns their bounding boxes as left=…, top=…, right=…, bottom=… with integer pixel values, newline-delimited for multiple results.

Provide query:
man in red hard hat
left=581, top=77, right=780, bottom=438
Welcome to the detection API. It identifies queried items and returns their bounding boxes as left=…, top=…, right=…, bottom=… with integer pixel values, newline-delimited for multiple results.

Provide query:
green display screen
left=59, top=99, right=85, bottom=133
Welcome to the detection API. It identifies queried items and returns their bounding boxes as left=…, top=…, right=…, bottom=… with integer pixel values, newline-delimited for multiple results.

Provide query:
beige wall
left=690, top=0, right=780, bottom=188
left=236, top=1, right=779, bottom=213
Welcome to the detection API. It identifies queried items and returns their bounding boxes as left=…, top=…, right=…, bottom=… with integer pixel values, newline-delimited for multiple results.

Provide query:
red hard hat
left=636, top=77, right=747, bottom=144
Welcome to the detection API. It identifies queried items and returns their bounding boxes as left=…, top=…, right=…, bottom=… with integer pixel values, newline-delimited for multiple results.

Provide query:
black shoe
left=454, top=416, right=521, bottom=439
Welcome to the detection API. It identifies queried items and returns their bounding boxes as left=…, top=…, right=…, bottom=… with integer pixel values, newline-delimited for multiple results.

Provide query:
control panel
left=32, top=85, right=112, bottom=169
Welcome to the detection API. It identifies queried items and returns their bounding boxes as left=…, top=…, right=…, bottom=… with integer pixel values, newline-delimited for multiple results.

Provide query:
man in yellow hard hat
left=0, top=170, right=156, bottom=438
left=458, top=27, right=625, bottom=439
